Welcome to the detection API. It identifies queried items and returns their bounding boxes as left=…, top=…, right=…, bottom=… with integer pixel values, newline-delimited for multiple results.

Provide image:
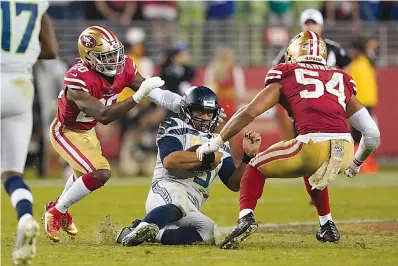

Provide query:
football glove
left=133, top=76, right=165, bottom=103
left=344, top=162, right=361, bottom=178
left=196, top=135, right=224, bottom=161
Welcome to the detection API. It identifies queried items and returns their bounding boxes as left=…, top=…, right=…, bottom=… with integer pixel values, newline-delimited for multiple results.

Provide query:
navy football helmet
left=179, top=86, right=220, bottom=133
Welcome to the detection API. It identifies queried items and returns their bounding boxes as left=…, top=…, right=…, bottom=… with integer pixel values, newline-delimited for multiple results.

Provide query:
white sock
left=319, top=213, right=332, bottom=226
left=58, top=174, right=75, bottom=202
left=239, top=209, right=254, bottom=219
left=55, top=177, right=91, bottom=213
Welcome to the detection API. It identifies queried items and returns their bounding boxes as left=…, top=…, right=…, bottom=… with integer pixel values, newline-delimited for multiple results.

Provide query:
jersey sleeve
left=343, top=72, right=358, bottom=105
left=156, top=118, right=185, bottom=162
left=156, top=118, right=185, bottom=144
left=125, top=56, right=138, bottom=87
left=264, top=64, right=285, bottom=87
left=63, top=71, right=95, bottom=95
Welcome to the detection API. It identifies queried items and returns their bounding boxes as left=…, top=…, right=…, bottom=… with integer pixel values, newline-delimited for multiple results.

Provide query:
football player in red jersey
left=197, top=31, right=380, bottom=249
left=43, top=26, right=187, bottom=242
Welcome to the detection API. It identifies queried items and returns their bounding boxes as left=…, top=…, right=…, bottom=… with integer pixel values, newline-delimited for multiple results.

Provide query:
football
left=186, top=145, right=213, bottom=173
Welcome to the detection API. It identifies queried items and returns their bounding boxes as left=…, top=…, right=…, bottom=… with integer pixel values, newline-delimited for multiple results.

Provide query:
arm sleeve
left=158, top=136, right=183, bottom=163
left=147, top=88, right=182, bottom=113
left=217, top=157, right=236, bottom=187
left=348, top=107, right=380, bottom=164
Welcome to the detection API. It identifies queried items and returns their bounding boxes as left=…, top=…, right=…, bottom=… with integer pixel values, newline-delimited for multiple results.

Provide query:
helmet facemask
left=180, top=103, right=220, bottom=133
left=88, top=43, right=125, bottom=77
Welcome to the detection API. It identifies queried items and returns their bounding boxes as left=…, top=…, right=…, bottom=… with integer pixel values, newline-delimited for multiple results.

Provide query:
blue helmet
left=179, top=86, right=220, bottom=133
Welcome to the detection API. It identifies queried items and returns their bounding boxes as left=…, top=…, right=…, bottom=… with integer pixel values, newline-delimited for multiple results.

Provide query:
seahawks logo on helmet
left=179, top=86, right=220, bottom=133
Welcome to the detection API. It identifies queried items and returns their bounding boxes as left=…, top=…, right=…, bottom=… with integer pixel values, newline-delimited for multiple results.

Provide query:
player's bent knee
left=1, top=171, right=22, bottom=183
left=91, top=169, right=111, bottom=184
left=199, top=220, right=216, bottom=244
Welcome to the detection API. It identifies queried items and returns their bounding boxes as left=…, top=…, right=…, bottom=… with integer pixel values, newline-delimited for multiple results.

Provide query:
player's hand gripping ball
left=187, top=145, right=222, bottom=173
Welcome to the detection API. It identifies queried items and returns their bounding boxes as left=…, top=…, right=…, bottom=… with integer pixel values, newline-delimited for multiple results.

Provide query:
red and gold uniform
left=50, top=57, right=137, bottom=176
left=251, top=62, right=356, bottom=178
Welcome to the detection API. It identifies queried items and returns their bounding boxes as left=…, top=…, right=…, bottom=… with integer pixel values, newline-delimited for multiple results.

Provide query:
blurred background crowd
left=28, top=1, right=398, bottom=179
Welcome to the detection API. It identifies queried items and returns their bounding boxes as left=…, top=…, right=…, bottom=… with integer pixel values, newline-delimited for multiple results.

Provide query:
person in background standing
left=86, top=1, right=137, bottom=25
left=160, top=44, right=196, bottom=97
left=347, top=37, right=379, bottom=173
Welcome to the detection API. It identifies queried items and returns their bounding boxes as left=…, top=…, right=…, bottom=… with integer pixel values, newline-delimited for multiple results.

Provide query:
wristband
left=202, top=152, right=215, bottom=164
left=242, top=152, right=255, bottom=164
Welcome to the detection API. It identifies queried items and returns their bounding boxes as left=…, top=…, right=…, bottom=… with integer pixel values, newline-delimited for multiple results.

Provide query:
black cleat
left=219, top=212, right=258, bottom=249
left=316, top=220, right=340, bottom=242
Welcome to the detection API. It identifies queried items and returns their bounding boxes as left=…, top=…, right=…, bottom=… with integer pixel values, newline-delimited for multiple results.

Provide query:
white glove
left=344, top=162, right=361, bottom=178
left=196, top=135, right=224, bottom=161
left=133, top=76, right=165, bottom=103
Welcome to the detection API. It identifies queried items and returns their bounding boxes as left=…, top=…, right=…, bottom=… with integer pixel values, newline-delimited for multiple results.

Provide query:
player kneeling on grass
left=116, top=86, right=261, bottom=246
left=196, top=31, right=380, bottom=249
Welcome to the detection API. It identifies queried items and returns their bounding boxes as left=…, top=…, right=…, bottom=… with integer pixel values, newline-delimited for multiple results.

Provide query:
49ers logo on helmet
left=80, top=35, right=96, bottom=48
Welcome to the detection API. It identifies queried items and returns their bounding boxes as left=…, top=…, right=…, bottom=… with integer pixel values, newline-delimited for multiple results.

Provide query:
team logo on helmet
left=80, top=35, right=96, bottom=48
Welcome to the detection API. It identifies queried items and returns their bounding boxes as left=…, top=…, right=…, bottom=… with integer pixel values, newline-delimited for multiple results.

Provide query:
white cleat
left=13, top=216, right=40, bottom=265
left=121, top=222, right=159, bottom=246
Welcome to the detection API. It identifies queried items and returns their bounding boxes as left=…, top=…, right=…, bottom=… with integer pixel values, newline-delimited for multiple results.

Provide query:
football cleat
left=43, top=208, right=62, bottom=242
left=316, top=220, right=340, bottom=242
left=13, top=216, right=40, bottom=265
left=121, top=222, right=159, bottom=246
left=115, top=219, right=142, bottom=245
left=45, top=201, right=78, bottom=237
left=219, top=212, right=258, bottom=249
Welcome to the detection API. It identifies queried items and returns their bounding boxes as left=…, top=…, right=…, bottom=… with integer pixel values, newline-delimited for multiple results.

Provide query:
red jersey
left=57, top=57, right=137, bottom=130
left=265, top=63, right=357, bottom=135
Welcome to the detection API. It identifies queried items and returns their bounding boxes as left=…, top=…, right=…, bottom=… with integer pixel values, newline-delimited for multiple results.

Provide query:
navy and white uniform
left=146, top=117, right=236, bottom=243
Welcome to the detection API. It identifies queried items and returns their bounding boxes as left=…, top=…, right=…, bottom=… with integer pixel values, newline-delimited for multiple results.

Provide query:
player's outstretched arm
left=196, top=83, right=279, bottom=160
left=67, top=89, right=139, bottom=125
left=129, top=72, right=182, bottom=113
left=38, top=14, right=58, bottom=59
left=223, top=131, right=261, bottom=191
left=220, top=83, right=280, bottom=142
left=345, top=96, right=380, bottom=177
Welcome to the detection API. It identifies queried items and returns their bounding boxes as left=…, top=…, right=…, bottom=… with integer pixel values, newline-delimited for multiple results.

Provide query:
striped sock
left=4, top=176, right=33, bottom=220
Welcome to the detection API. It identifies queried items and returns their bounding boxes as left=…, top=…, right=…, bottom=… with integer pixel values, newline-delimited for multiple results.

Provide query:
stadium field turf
left=2, top=173, right=398, bottom=266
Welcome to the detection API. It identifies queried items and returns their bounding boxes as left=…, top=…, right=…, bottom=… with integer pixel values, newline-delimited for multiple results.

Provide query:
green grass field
left=2, top=173, right=398, bottom=266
